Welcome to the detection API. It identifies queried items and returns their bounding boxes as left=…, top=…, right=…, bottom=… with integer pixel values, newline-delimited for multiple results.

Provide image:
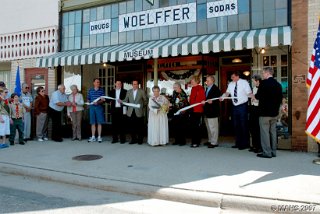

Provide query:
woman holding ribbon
left=189, top=76, right=206, bottom=148
left=147, top=86, right=169, bottom=146
left=67, top=85, right=84, bottom=141
left=170, top=82, right=189, bottom=146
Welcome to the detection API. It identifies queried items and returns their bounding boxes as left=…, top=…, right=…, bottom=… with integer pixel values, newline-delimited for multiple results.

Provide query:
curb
left=0, top=162, right=319, bottom=213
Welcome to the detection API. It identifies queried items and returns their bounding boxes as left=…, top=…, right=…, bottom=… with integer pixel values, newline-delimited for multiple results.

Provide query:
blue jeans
left=232, top=102, right=249, bottom=148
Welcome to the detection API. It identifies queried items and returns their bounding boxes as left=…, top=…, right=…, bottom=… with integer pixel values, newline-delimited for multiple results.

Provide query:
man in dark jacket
left=109, top=80, right=127, bottom=144
left=254, top=67, right=282, bottom=158
left=202, top=75, right=221, bottom=148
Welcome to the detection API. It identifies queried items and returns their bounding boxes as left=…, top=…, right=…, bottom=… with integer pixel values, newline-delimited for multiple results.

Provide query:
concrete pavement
left=0, top=137, right=319, bottom=213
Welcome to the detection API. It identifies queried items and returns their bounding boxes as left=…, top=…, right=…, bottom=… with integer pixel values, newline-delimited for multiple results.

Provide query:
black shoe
left=120, top=141, right=126, bottom=144
left=10, top=142, right=14, bottom=146
left=257, top=153, right=272, bottom=158
left=19, top=142, right=25, bottom=145
left=129, top=141, right=137, bottom=144
left=208, top=144, right=218, bottom=148
left=254, top=149, right=262, bottom=153
left=72, top=138, right=77, bottom=141
left=111, top=140, right=118, bottom=144
left=138, top=142, right=143, bottom=145
left=248, top=147, right=255, bottom=152
left=179, top=143, right=186, bottom=146
left=231, top=145, right=238, bottom=148
left=53, top=139, right=63, bottom=142
left=272, top=154, right=277, bottom=157
left=190, top=144, right=199, bottom=148
left=23, top=138, right=28, bottom=142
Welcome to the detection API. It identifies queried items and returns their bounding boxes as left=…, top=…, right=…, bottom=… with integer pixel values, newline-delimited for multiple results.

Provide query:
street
left=0, top=172, right=220, bottom=214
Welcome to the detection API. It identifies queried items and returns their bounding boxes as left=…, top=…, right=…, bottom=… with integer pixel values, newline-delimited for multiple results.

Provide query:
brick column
left=291, top=0, right=308, bottom=151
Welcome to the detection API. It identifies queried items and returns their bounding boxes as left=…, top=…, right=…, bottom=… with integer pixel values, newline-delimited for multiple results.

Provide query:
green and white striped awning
left=37, top=26, right=291, bottom=67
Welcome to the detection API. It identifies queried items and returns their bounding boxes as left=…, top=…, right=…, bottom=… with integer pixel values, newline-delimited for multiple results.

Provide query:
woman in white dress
left=147, top=86, right=169, bottom=146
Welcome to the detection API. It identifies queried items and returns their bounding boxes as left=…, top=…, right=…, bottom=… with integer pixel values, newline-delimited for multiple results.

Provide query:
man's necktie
left=16, top=104, right=19, bottom=118
left=234, top=82, right=238, bottom=103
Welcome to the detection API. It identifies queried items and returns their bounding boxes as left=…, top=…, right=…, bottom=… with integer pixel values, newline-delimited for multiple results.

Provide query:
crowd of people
left=0, top=66, right=283, bottom=158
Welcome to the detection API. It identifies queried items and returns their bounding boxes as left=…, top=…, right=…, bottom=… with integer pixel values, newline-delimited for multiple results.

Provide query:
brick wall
left=307, top=0, right=320, bottom=152
left=291, top=0, right=309, bottom=151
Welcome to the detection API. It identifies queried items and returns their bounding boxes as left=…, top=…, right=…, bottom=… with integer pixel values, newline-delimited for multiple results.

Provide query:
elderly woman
left=148, top=86, right=169, bottom=146
left=67, top=85, right=84, bottom=141
left=170, top=82, right=189, bottom=146
left=34, top=87, right=49, bottom=141
left=189, top=76, right=206, bottom=148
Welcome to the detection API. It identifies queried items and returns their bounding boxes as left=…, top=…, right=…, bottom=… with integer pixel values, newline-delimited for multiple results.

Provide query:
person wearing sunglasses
left=21, top=83, right=33, bottom=141
left=34, top=87, right=49, bottom=142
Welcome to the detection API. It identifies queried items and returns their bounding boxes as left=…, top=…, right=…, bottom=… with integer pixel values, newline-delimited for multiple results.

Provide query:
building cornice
left=62, top=0, right=125, bottom=11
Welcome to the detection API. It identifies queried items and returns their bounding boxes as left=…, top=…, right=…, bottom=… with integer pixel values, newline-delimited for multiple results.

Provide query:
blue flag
left=14, top=66, right=21, bottom=96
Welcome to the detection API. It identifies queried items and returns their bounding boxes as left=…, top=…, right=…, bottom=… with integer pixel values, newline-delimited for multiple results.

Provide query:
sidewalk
left=0, top=137, right=319, bottom=213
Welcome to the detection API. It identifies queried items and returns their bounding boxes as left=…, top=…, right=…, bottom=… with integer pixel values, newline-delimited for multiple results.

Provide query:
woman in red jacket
left=189, top=76, right=206, bottom=148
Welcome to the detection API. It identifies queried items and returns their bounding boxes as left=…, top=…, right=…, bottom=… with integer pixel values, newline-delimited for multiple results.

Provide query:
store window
left=147, top=56, right=218, bottom=98
left=98, top=65, right=115, bottom=124
left=62, top=10, right=82, bottom=51
left=63, top=66, right=82, bottom=94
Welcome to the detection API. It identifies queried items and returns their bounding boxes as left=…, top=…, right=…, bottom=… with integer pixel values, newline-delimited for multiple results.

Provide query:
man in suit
left=202, top=75, right=221, bottom=148
left=109, top=80, right=127, bottom=144
left=254, top=67, right=282, bottom=158
left=121, top=80, right=147, bottom=144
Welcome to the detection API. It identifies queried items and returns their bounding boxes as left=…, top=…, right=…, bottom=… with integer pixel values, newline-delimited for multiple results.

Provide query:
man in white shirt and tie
left=220, top=71, right=252, bottom=150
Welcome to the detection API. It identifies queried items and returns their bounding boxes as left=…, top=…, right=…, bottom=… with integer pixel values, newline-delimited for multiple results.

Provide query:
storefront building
left=36, top=0, right=315, bottom=151
left=0, top=0, right=59, bottom=98
left=0, top=0, right=59, bottom=138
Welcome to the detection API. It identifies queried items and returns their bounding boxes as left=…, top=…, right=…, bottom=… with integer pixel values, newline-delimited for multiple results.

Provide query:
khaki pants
left=70, top=111, right=82, bottom=140
left=204, top=117, right=219, bottom=145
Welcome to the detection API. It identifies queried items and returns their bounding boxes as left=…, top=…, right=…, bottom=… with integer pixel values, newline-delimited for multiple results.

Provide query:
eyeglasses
left=4, top=91, right=8, bottom=93
left=40, top=90, right=45, bottom=92
left=25, top=87, right=29, bottom=89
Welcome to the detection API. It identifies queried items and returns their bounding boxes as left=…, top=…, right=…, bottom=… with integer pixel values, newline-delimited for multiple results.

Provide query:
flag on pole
left=14, top=65, right=21, bottom=96
left=306, top=21, right=320, bottom=143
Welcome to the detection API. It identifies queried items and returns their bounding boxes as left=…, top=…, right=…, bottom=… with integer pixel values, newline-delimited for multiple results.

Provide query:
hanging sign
left=119, top=3, right=197, bottom=32
left=90, top=19, right=111, bottom=34
left=207, top=0, right=238, bottom=18
left=121, top=49, right=154, bottom=60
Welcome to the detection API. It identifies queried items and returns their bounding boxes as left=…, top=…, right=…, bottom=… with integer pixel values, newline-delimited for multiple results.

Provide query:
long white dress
left=147, top=95, right=169, bottom=146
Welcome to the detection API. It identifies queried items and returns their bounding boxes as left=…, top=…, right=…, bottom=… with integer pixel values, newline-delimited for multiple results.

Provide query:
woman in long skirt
left=147, top=86, right=169, bottom=146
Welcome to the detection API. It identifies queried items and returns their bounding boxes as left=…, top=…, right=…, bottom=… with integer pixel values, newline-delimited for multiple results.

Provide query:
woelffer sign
left=207, top=0, right=238, bottom=18
left=90, top=19, right=111, bottom=35
left=119, top=3, right=196, bottom=32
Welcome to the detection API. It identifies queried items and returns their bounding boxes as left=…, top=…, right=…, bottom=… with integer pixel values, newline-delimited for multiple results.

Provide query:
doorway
left=219, top=65, right=251, bottom=136
left=25, top=68, right=48, bottom=96
left=25, top=68, right=49, bottom=138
